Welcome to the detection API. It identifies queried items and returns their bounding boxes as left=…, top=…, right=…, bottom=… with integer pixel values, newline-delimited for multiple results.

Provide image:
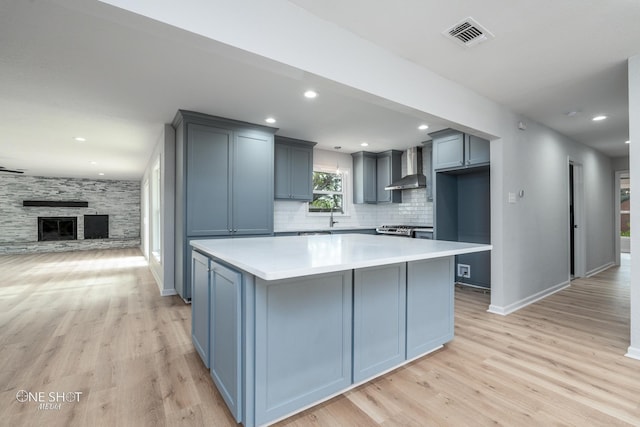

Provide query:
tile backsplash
left=275, top=147, right=433, bottom=231
left=274, top=188, right=432, bottom=231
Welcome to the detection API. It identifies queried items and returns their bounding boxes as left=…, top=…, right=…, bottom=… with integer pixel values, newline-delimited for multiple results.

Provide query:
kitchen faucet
left=329, top=209, right=338, bottom=228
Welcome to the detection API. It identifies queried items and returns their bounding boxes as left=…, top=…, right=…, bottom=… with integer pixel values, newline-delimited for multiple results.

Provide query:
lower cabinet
left=254, top=272, right=353, bottom=426
left=406, top=257, right=454, bottom=359
left=209, top=261, right=242, bottom=423
left=191, top=251, right=210, bottom=368
left=191, top=252, right=242, bottom=422
left=353, top=263, right=406, bottom=382
left=191, top=251, right=455, bottom=427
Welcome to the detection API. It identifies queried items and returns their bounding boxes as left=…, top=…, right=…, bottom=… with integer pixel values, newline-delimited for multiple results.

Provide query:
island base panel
left=353, top=263, right=407, bottom=383
left=407, top=257, right=455, bottom=359
left=254, top=271, right=353, bottom=426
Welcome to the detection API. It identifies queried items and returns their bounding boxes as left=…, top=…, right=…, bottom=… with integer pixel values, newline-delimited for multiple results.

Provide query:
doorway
left=569, top=160, right=586, bottom=278
left=615, top=171, right=631, bottom=265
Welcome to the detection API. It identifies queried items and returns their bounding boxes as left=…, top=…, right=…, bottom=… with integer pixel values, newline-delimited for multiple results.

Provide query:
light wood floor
left=1, top=249, right=638, bottom=426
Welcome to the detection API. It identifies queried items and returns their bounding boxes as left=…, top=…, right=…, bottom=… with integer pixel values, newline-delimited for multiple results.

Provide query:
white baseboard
left=161, top=288, right=178, bottom=297
left=585, top=261, right=615, bottom=278
left=487, top=280, right=571, bottom=316
left=626, top=346, right=640, bottom=361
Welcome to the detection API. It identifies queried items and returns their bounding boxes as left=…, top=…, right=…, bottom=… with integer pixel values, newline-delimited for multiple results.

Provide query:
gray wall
left=612, top=156, right=630, bottom=171
left=489, top=119, right=615, bottom=313
left=0, top=174, right=140, bottom=253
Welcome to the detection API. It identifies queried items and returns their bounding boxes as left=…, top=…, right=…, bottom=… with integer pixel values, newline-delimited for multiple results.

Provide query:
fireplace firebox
left=38, top=217, right=77, bottom=241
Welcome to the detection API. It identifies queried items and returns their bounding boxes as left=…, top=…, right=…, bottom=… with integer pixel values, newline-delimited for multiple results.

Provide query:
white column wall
left=141, top=124, right=177, bottom=296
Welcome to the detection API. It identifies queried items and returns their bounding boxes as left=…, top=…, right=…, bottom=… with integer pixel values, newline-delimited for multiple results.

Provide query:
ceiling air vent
left=444, top=17, right=494, bottom=47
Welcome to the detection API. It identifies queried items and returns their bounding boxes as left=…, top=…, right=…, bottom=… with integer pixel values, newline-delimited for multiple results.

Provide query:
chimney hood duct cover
left=385, top=146, right=427, bottom=190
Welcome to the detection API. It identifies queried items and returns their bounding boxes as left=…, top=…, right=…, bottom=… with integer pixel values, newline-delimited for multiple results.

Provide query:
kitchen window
left=308, top=168, right=346, bottom=214
left=621, top=178, right=630, bottom=237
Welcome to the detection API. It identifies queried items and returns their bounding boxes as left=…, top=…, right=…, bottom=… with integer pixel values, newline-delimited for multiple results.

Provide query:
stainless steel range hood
left=385, top=146, right=427, bottom=190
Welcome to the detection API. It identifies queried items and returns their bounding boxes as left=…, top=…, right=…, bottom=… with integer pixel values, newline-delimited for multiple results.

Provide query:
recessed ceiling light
left=304, top=90, right=318, bottom=99
left=418, top=124, right=429, bottom=130
left=626, top=140, right=630, bottom=144
left=360, top=142, right=369, bottom=147
left=592, top=115, right=607, bottom=121
left=90, top=161, right=98, bottom=165
left=98, top=172, right=105, bottom=176
left=74, top=137, right=86, bottom=142
left=265, top=117, right=276, bottom=124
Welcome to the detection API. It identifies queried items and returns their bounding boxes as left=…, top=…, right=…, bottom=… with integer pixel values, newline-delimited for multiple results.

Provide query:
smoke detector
left=444, top=17, right=494, bottom=48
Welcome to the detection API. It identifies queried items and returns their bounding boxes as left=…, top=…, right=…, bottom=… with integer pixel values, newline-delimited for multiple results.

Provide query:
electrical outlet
left=457, top=264, right=471, bottom=278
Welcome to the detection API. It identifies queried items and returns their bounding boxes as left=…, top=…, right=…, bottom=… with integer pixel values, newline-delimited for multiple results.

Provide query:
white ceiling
left=290, top=0, right=638, bottom=156
left=0, top=0, right=637, bottom=180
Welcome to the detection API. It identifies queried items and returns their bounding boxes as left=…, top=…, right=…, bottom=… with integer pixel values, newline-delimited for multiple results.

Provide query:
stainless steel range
left=376, top=225, right=434, bottom=239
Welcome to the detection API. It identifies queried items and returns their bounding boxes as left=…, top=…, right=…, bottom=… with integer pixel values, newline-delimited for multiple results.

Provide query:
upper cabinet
left=173, top=110, right=276, bottom=300
left=465, top=134, right=490, bottom=166
left=352, top=151, right=378, bottom=204
left=431, top=129, right=489, bottom=171
left=376, top=150, right=403, bottom=203
left=352, top=150, right=403, bottom=204
left=274, top=136, right=316, bottom=201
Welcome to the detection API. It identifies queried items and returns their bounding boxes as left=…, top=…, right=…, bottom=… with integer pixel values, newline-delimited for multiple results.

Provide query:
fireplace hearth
left=38, top=217, right=77, bottom=241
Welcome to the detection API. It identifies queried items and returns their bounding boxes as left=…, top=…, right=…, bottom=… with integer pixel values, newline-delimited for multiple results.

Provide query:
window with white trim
left=308, top=169, right=345, bottom=214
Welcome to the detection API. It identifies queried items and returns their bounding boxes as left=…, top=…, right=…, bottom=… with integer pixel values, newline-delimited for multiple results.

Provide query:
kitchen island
left=190, top=234, right=491, bottom=426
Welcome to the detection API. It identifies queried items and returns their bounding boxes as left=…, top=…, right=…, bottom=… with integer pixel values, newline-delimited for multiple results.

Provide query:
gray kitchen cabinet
left=376, top=150, right=403, bottom=203
left=352, top=151, right=377, bottom=204
left=353, top=263, right=406, bottom=382
left=406, top=257, right=454, bottom=359
left=210, top=260, right=243, bottom=423
left=186, top=123, right=231, bottom=236
left=352, top=150, right=402, bottom=204
left=431, top=129, right=489, bottom=171
left=254, top=271, right=353, bottom=426
left=413, top=230, right=434, bottom=239
left=274, top=136, right=316, bottom=201
left=191, top=240, right=465, bottom=427
left=465, top=134, right=490, bottom=166
left=173, top=110, right=276, bottom=300
left=192, top=250, right=211, bottom=368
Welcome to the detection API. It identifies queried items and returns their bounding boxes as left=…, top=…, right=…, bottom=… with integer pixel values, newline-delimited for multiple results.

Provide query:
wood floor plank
left=1, top=249, right=639, bottom=426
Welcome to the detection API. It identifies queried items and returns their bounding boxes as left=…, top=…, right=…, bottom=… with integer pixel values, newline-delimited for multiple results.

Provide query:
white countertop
left=191, top=234, right=491, bottom=281
left=273, top=226, right=376, bottom=233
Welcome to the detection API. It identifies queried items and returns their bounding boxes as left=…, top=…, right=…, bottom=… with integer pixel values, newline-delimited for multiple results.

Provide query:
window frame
left=307, top=165, right=350, bottom=217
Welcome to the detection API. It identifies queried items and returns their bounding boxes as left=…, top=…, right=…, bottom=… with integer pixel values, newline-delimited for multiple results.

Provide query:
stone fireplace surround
left=0, top=175, right=141, bottom=254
